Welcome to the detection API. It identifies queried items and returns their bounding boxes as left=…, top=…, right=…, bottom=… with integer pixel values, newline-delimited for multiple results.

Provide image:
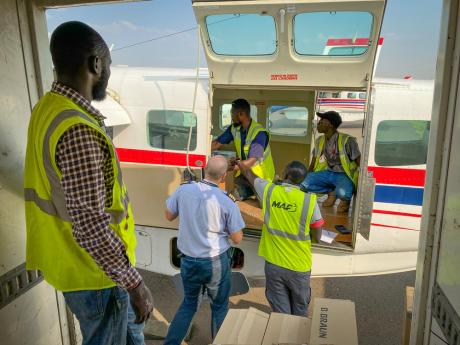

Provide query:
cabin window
left=347, top=92, right=357, bottom=99
left=205, top=14, right=276, bottom=56
left=293, top=11, right=373, bottom=56
left=267, top=106, right=309, bottom=136
left=375, top=120, right=430, bottom=166
left=220, top=103, right=258, bottom=130
left=359, top=92, right=367, bottom=99
left=147, top=110, right=197, bottom=151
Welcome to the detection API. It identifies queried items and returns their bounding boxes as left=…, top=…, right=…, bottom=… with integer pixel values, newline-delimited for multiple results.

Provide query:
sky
left=46, top=0, right=442, bottom=79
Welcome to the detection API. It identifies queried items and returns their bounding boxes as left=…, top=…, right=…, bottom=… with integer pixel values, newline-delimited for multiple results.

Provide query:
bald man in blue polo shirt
left=163, top=155, right=245, bottom=345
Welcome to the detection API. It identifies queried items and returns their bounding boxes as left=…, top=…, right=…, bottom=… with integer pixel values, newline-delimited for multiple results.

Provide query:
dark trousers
left=264, top=261, right=311, bottom=316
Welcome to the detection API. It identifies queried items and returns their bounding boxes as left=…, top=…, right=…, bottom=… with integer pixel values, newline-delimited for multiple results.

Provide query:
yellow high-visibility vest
left=24, top=92, right=137, bottom=292
left=314, top=133, right=359, bottom=188
left=258, top=182, right=316, bottom=272
left=231, top=120, right=275, bottom=181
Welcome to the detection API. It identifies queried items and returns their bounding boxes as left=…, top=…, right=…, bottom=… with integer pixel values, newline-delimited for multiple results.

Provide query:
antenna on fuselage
left=184, top=24, right=202, bottom=181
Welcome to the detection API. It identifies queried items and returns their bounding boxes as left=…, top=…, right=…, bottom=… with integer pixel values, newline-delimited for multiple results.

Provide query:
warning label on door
left=270, top=74, right=298, bottom=80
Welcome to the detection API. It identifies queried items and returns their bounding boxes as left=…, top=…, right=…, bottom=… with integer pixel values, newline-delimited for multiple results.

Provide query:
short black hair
left=231, top=98, right=250, bottom=116
left=50, top=21, right=108, bottom=76
left=284, top=161, right=308, bottom=185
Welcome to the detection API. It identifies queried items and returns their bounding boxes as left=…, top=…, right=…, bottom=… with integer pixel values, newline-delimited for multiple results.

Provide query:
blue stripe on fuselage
left=374, top=185, right=424, bottom=206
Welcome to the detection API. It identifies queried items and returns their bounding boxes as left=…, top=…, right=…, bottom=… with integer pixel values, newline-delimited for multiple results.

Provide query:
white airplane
left=96, top=63, right=432, bottom=278
left=86, top=0, right=436, bottom=279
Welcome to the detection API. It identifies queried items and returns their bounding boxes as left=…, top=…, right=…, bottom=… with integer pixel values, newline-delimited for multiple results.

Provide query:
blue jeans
left=63, top=286, right=145, bottom=345
left=164, top=250, right=232, bottom=345
left=301, top=170, right=354, bottom=201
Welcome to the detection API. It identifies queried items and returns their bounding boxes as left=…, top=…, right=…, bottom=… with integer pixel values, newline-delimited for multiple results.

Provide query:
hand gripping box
left=211, top=298, right=358, bottom=345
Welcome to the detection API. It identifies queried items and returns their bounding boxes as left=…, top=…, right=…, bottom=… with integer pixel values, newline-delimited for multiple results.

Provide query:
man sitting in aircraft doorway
left=237, top=160, right=323, bottom=316
left=301, top=111, right=361, bottom=213
left=211, top=98, right=275, bottom=200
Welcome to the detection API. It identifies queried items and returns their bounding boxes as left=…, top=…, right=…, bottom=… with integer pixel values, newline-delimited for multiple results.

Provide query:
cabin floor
left=236, top=195, right=353, bottom=247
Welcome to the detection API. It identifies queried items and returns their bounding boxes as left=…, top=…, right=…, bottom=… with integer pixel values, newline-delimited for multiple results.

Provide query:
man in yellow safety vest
left=238, top=160, right=323, bottom=315
left=211, top=98, right=275, bottom=200
left=301, top=111, right=361, bottom=213
left=24, top=21, right=153, bottom=345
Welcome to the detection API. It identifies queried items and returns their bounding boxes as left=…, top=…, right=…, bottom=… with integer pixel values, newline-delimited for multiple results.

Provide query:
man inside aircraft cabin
left=301, top=111, right=361, bottom=213
left=24, top=21, right=153, bottom=345
left=211, top=98, right=275, bottom=200
left=238, top=160, right=323, bottom=316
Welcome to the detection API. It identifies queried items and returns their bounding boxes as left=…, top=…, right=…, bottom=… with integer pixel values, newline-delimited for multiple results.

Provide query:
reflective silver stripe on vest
left=247, top=124, right=264, bottom=143
left=338, top=133, right=357, bottom=178
left=339, top=133, right=348, bottom=162
left=247, top=124, right=271, bottom=158
left=26, top=109, right=126, bottom=224
left=249, top=125, right=271, bottom=162
left=262, top=146, right=271, bottom=160
left=231, top=125, right=240, bottom=155
left=110, top=193, right=130, bottom=224
left=264, top=184, right=311, bottom=241
left=24, top=188, right=66, bottom=220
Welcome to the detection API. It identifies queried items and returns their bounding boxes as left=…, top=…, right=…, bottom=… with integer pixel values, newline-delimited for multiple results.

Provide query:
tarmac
left=141, top=269, right=416, bottom=345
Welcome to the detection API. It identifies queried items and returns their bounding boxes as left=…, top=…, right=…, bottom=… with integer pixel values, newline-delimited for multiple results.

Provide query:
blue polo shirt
left=217, top=121, right=268, bottom=160
left=166, top=180, right=245, bottom=258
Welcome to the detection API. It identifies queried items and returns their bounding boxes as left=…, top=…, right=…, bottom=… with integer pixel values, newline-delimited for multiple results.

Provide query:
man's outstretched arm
left=237, top=160, right=258, bottom=186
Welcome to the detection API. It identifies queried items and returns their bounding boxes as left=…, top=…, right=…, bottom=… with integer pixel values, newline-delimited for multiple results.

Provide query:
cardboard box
left=310, top=298, right=358, bottom=345
left=213, top=307, right=269, bottom=345
left=402, top=286, right=414, bottom=345
left=237, top=199, right=263, bottom=230
left=211, top=298, right=357, bottom=345
left=262, top=313, right=311, bottom=345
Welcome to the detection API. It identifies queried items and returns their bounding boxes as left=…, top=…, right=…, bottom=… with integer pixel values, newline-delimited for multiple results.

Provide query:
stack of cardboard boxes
left=211, top=298, right=358, bottom=345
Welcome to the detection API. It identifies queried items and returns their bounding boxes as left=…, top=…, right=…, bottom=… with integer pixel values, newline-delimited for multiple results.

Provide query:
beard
left=92, top=66, right=109, bottom=101
left=232, top=117, right=241, bottom=126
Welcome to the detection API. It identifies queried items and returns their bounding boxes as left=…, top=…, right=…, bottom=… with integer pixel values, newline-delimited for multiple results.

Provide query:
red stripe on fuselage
left=116, top=148, right=206, bottom=167
left=372, top=209, right=422, bottom=218
left=371, top=223, right=419, bottom=231
left=367, top=166, right=426, bottom=187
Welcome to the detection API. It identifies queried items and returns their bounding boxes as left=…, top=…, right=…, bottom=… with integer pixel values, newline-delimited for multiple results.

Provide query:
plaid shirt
left=53, top=81, right=141, bottom=290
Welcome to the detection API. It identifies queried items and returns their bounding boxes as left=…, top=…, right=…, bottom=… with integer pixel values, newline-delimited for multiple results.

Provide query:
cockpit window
left=294, top=12, right=373, bottom=56
left=205, top=14, right=276, bottom=56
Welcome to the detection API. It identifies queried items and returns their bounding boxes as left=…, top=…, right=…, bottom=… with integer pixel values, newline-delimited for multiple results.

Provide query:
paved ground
left=141, top=269, right=416, bottom=345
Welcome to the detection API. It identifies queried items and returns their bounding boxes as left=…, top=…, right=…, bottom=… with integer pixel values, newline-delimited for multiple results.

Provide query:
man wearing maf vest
left=301, top=111, right=361, bottom=213
left=24, top=22, right=153, bottom=345
left=238, top=160, right=323, bottom=316
left=211, top=98, right=275, bottom=200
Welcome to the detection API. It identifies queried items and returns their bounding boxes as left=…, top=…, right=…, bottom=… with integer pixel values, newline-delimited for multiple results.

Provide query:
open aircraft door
left=192, top=0, right=386, bottom=248
left=192, top=0, right=386, bottom=90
